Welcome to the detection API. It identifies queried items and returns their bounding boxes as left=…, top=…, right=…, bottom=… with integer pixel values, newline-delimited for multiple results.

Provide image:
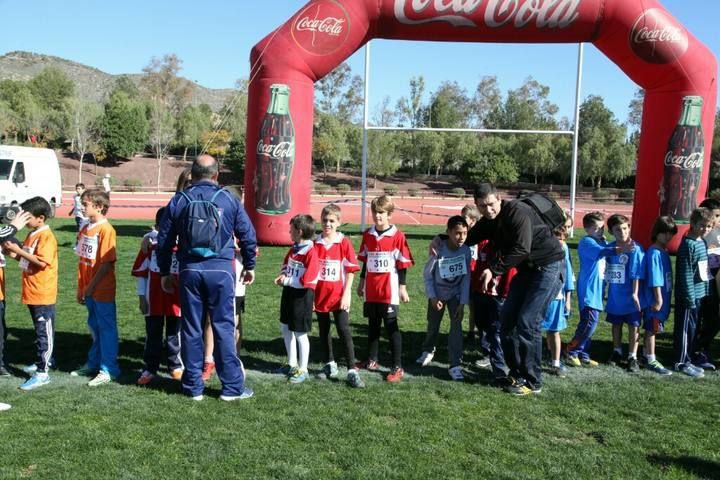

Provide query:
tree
left=28, top=67, right=74, bottom=111
left=176, top=104, right=213, bottom=160
left=396, top=76, right=426, bottom=171
left=710, top=109, right=720, bottom=191
left=140, top=54, right=195, bottom=117
left=427, top=81, right=471, bottom=128
left=414, top=132, right=444, bottom=176
left=627, top=88, right=644, bottom=150
left=524, top=134, right=557, bottom=184
left=0, top=80, right=44, bottom=143
left=472, top=75, right=501, bottom=128
left=578, top=95, right=634, bottom=189
left=315, top=63, right=363, bottom=123
left=69, top=98, right=103, bottom=182
left=313, top=113, right=349, bottom=175
left=149, top=100, right=175, bottom=191
left=466, top=136, right=518, bottom=184
left=486, top=77, right=558, bottom=131
left=113, top=75, right=141, bottom=99
left=367, top=131, right=401, bottom=181
left=101, top=90, right=149, bottom=159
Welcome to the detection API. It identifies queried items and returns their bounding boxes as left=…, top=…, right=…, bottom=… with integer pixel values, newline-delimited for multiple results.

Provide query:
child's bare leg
left=628, top=326, right=640, bottom=357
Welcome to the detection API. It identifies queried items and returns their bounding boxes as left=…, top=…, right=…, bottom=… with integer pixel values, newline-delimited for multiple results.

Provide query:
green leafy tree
left=28, top=67, right=74, bottom=111
left=367, top=131, right=401, bottom=182
left=101, top=90, right=149, bottom=159
left=313, top=112, right=349, bottom=175
left=427, top=81, right=471, bottom=128
left=176, top=104, right=213, bottom=160
left=113, top=75, right=141, bottom=99
left=466, top=136, right=518, bottom=184
left=69, top=98, right=103, bottom=181
left=415, top=131, right=445, bottom=176
left=140, top=54, right=195, bottom=116
left=315, top=63, right=363, bottom=123
left=472, top=75, right=501, bottom=128
left=396, top=76, right=426, bottom=171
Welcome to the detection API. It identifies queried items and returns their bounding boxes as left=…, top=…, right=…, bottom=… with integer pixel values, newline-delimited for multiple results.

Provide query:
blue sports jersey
left=577, top=235, right=612, bottom=311
left=642, top=245, right=672, bottom=321
left=605, top=242, right=644, bottom=315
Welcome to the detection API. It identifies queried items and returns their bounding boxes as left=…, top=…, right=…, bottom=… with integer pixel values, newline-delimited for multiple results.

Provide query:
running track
left=62, top=192, right=633, bottom=227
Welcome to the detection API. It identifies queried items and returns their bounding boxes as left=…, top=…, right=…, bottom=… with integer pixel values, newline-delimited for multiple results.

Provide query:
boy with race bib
left=417, top=215, right=472, bottom=381
left=274, top=214, right=320, bottom=384
left=2, top=197, right=58, bottom=390
left=71, top=189, right=121, bottom=386
left=132, top=207, right=183, bottom=385
left=674, top=208, right=713, bottom=377
left=357, top=195, right=414, bottom=383
left=313, top=204, right=364, bottom=388
left=604, top=214, right=645, bottom=372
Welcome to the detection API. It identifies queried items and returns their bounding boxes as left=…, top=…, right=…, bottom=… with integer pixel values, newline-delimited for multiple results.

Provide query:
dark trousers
left=674, top=300, right=700, bottom=367
left=368, top=316, right=402, bottom=369
left=695, top=294, right=720, bottom=354
left=144, top=315, right=182, bottom=373
left=180, top=262, right=244, bottom=397
left=28, top=304, right=56, bottom=374
left=0, top=300, right=5, bottom=367
left=500, top=260, right=563, bottom=388
left=473, top=293, right=508, bottom=379
left=317, top=310, right=357, bottom=369
left=566, top=307, right=601, bottom=361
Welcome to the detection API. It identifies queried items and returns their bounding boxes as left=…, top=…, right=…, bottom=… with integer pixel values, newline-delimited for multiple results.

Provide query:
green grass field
left=1, top=219, right=719, bottom=479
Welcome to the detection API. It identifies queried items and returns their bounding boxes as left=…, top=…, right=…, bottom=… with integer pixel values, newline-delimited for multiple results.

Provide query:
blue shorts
left=642, top=310, right=666, bottom=333
left=541, top=299, right=568, bottom=333
left=606, top=311, right=642, bottom=327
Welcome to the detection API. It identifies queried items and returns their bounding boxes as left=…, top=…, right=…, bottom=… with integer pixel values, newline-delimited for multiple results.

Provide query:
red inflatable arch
left=245, top=0, right=717, bottom=249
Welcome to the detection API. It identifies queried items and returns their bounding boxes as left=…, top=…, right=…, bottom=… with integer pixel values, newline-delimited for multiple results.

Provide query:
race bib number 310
left=367, top=252, right=394, bottom=273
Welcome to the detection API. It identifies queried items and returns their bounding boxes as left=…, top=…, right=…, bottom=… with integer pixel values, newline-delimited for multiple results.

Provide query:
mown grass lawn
left=1, top=219, right=718, bottom=479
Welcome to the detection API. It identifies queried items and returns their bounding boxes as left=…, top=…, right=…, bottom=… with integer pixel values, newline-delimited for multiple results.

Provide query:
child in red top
left=314, top=204, right=363, bottom=388
left=132, top=207, right=183, bottom=385
left=472, top=238, right=516, bottom=383
left=274, top=214, right=320, bottom=384
left=357, top=195, right=414, bottom=382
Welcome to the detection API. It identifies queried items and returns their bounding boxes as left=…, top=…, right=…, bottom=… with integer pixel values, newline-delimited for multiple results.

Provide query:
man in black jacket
left=469, top=184, right=564, bottom=395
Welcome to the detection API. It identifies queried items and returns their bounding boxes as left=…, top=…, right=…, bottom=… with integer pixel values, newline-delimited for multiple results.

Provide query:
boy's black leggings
left=696, top=295, right=720, bottom=353
left=317, top=310, right=356, bottom=369
left=368, top=315, right=402, bottom=369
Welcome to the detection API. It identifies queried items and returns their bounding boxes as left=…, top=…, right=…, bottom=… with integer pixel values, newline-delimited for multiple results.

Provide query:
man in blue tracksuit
left=157, top=155, right=257, bottom=401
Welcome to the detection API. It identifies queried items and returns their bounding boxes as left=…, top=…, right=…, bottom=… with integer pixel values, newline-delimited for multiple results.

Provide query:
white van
left=0, top=145, right=62, bottom=218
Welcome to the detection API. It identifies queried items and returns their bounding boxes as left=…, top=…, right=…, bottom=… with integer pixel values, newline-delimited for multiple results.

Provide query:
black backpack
left=520, top=192, right=566, bottom=231
left=179, top=188, right=225, bottom=258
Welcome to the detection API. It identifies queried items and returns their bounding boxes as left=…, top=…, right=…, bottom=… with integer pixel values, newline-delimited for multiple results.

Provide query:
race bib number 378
left=76, top=234, right=98, bottom=261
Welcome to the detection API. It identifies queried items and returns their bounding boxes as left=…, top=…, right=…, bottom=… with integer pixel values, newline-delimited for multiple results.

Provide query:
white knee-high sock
left=281, top=324, right=297, bottom=367
left=297, top=332, right=310, bottom=372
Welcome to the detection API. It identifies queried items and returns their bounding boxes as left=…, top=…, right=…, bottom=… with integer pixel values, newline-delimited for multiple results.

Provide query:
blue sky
left=1, top=0, right=718, bottom=125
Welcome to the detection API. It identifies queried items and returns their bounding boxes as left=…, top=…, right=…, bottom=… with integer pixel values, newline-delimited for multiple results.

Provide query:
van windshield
left=0, top=159, right=12, bottom=180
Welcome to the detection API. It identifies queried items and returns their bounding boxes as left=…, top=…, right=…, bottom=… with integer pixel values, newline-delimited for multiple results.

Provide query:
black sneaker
left=0, top=366, right=10, bottom=377
left=626, top=357, right=639, bottom=373
left=608, top=351, right=623, bottom=367
left=504, top=378, right=540, bottom=396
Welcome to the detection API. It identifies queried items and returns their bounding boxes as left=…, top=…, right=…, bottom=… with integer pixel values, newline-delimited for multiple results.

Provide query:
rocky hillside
left=0, top=51, right=235, bottom=111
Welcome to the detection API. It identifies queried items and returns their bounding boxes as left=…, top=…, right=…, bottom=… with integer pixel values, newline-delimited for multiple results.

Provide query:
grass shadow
left=647, top=453, right=720, bottom=479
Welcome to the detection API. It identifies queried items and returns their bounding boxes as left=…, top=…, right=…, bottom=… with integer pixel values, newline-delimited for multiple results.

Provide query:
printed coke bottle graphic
left=659, top=96, right=704, bottom=223
left=255, top=84, right=294, bottom=215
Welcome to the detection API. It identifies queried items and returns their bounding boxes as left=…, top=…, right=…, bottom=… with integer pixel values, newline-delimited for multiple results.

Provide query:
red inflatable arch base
left=244, top=0, right=717, bottom=251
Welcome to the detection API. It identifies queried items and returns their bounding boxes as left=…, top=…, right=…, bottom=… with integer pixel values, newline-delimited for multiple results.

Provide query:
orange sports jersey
left=76, top=219, right=117, bottom=302
left=20, top=225, right=58, bottom=305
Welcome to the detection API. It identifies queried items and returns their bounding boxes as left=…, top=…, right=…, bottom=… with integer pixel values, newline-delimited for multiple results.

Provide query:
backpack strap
left=210, top=188, right=226, bottom=204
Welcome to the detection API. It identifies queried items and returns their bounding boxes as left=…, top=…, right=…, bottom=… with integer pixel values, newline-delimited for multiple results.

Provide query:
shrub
left=408, top=187, right=419, bottom=197
left=124, top=178, right=143, bottom=192
left=384, top=185, right=398, bottom=196
left=315, top=184, right=330, bottom=196
left=617, top=189, right=634, bottom=202
left=592, top=189, right=611, bottom=201
left=336, top=183, right=351, bottom=196
left=451, top=187, right=466, bottom=198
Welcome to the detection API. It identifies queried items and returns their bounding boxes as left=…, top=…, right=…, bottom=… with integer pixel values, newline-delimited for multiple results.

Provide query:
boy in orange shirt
left=71, top=189, right=120, bottom=387
left=3, top=197, right=58, bottom=390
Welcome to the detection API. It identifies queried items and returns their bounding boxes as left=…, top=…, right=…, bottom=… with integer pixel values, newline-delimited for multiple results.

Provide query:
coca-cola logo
left=393, top=0, right=582, bottom=29
left=257, top=140, right=294, bottom=160
left=291, top=0, right=350, bottom=56
left=664, top=151, right=703, bottom=170
left=630, top=8, right=688, bottom=64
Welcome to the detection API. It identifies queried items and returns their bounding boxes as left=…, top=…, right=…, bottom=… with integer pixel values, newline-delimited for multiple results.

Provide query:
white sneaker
left=449, top=366, right=464, bottom=381
left=191, top=395, right=204, bottom=401
left=0, top=402, right=11, bottom=411
left=87, top=371, right=113, bottom=387
left=416, top=351, right=434, bottom=367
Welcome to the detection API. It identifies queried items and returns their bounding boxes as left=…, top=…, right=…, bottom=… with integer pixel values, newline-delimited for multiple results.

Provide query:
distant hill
left=0, top=51, right=236, bottom=112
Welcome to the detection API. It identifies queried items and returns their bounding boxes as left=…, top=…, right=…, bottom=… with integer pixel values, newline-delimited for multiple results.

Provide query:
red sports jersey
left=357, top=225, right=414, bottom=304
left=281, top=240, right=320, bottom=290
left=131, top=230, right=181, bottom=316
left=313, top=233, right=360, bottom=313
left=472, top=239, right=517, bottom=298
